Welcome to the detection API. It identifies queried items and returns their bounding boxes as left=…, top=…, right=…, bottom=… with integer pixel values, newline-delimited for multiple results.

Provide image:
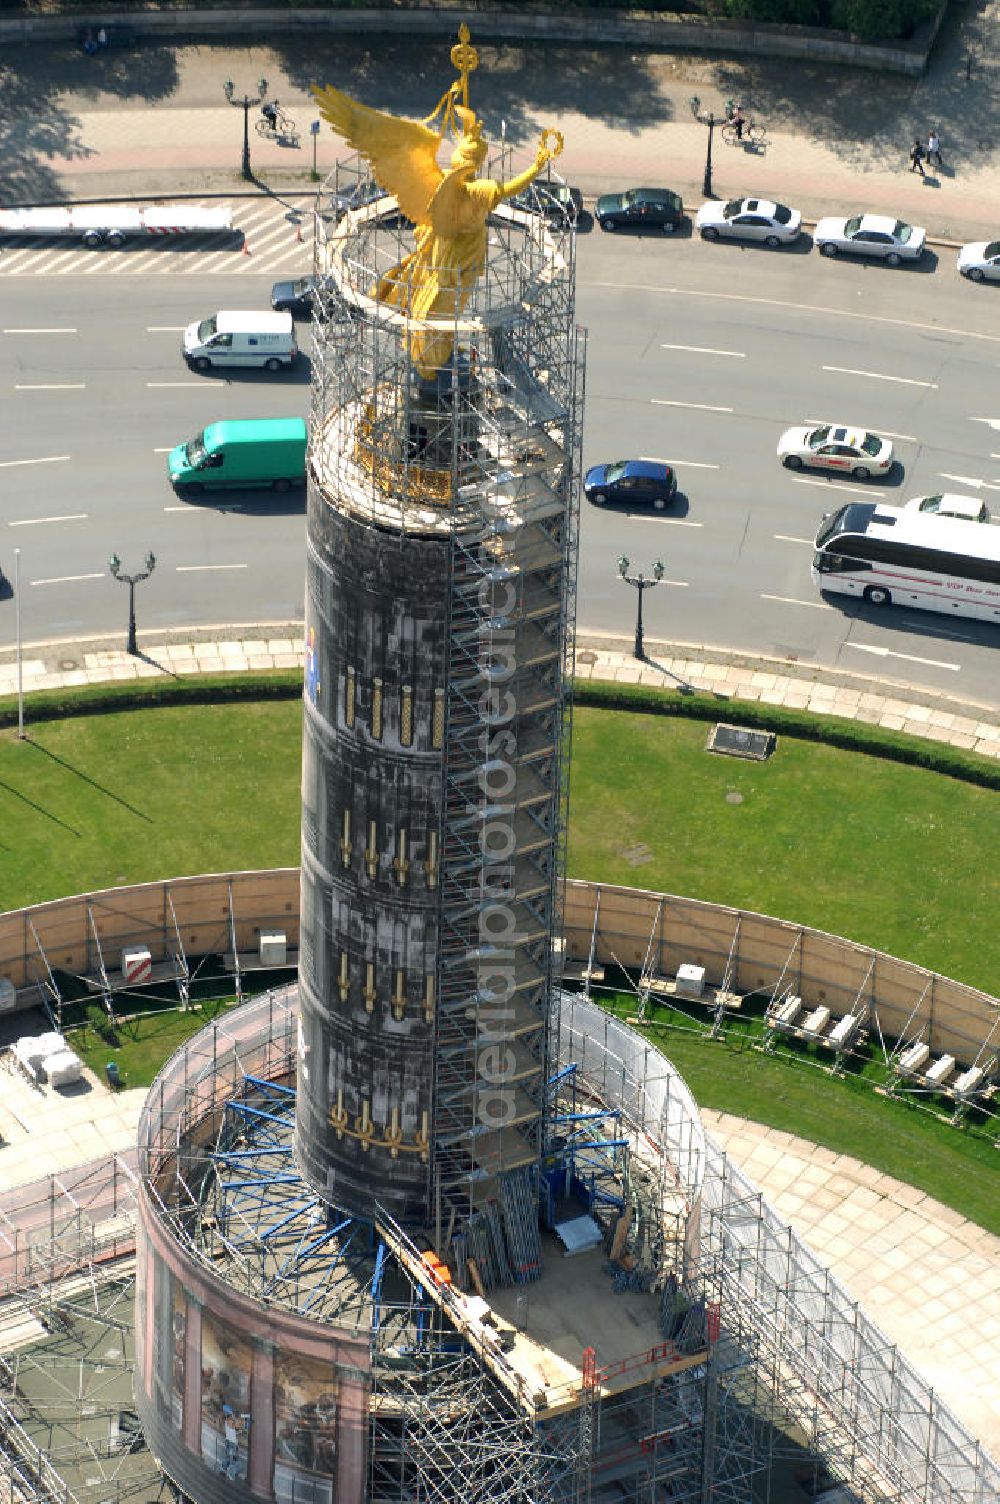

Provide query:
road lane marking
left=660, top=343, right=746, bottom=357
left=163, top=505, right=194, bottom=512
left=637, top=455, right=720, bottom=471
left=588, top=281, right=1000, bottom=347
left=821, top=365, right=938, bottom=389
left=9, top=512, right=87, bottom=526
left=760, top=593, right=832, bottom=610
left=14, top=382, right=85, bottom=390
left=844, top=642, right=960, bottom=671
left=0, top=455, right=70, bottom=469
left=790, top=477, right=878, bottom=497
left=773, top=534, right=813, bottom=544
left=651, top=399, right=733, bottom=413
left=971, top=417, right=1000, bottom=429
left=153, top=447, right=174, bottom=454
left=653, top=518, right=703, bottom=528
left=175, top=563, right=249, bottom=572
left=4, top=327, right=77, bottom=334
left=147, top=326, right=186, bottom=332
left=937, top=471, right=1000, bottom=491
left=147, top=381, right=204, bottom=388
left=659, top=578, right=689, bottom=587
left=31, top=572, right=104, bottom=585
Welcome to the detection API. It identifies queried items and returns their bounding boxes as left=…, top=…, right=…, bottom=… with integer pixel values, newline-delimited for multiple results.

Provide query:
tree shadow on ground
left=679, top=0, right=999, bottom=176
left=1, top=39, right=179, bottom=201
left=267, top=20, right=1000, bottom=177
left=271, top=35, right=676, bottom=148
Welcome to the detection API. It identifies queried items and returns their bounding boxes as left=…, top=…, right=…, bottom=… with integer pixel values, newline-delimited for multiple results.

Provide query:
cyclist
left=729, top=103, right=746, bottom=141
left=261, top=99, right=280, bottom=134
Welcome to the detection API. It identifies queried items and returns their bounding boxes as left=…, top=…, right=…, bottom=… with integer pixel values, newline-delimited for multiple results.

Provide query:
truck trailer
left=0, top=203, right=233, bottom=249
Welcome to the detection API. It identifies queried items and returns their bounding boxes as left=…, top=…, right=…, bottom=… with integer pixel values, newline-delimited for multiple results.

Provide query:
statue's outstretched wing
left=312, top=84, right=443, bottom=225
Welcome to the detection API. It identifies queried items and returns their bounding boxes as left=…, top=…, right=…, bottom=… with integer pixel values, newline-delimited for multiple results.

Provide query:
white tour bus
left=812, top=501, right=1000, bottom=622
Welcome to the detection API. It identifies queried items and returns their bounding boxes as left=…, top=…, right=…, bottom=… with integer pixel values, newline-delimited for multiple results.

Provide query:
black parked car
left=584, top=459, right=678, bottom=510
left=595, top=187, right=684, bottom=234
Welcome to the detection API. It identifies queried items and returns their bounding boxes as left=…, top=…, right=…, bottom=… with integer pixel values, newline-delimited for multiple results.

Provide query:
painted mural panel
left=273, top=1351, right=338, bottom=1504
left=171, top=1278, right=186, bottom=1427
left=201, top=1311, right=252, bottom=1480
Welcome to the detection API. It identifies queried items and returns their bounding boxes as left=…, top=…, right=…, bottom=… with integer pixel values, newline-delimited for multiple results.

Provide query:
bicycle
left=722, top=119, right=767, bottom=147
left=256, top=104, right=298, bottom=142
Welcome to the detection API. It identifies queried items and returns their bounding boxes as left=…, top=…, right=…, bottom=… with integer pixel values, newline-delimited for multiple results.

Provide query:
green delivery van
left=167, top=417, right=307, bottom=494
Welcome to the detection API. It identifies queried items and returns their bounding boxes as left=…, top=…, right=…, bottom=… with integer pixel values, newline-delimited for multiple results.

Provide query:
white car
left=814, top=213, right=926, bottom=265
left=903, top=493, right=991, bottom=523
left=695, top=197, right=801, bottom=247
left=777, top=424, right=894, bottom=479
left=957, top=239, right=1000, bottom=282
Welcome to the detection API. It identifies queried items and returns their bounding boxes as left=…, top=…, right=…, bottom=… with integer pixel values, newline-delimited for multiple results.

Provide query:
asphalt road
left=2, top=217, right=1000, bottom=703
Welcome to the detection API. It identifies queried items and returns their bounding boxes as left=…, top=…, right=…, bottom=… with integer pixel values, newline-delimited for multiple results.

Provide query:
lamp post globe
left=617, top=556, right=666, bottom=662
left=108, top=550, right=156, bottom=658
left=224, top=76, right=268, bottom=182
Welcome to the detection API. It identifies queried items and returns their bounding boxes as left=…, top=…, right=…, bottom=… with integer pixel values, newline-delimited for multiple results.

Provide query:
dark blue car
left=584, top=459, right=678, bottom=510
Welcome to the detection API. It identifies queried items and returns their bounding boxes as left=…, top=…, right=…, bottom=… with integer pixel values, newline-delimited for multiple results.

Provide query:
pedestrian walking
left=926, top=129, right=943, bottom=168
left=909, top=138, right=925, bottom=176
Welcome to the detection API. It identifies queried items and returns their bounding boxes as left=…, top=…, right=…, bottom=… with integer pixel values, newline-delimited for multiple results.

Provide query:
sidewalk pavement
left=2, top=624, right=999, bottom=758
left=3, top=11, right=1000, bottom=244
left=704, top=1110, right=1000, bottom=1457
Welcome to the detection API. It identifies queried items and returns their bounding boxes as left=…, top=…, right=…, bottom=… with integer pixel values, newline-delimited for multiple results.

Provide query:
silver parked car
left=956, top=240, right=1000, bottom=282
left=814, top=213, right=925, bottom=265
left=695, top=197, right=801, bottom=247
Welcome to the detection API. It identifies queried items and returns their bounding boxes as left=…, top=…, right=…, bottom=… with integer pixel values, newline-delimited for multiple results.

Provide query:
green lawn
left=0, top=702, right=302, bottom=907
left=567, top=708, right=1000, bottom=993
left=3, top=701, right=998, bottom=992
left=74, top=998, right=239, bottom=1088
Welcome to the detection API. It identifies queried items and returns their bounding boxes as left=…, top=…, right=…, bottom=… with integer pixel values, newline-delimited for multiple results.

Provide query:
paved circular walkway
left=2, top=625, right=999, bottom=758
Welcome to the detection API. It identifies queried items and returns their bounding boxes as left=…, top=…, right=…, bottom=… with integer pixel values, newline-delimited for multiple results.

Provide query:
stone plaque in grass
left=707, top=723, right=775, bottom=760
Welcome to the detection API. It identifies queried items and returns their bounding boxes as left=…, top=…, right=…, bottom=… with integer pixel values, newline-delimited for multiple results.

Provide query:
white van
left=183, top=310, right=298, bottom=371
left=905, top=492, right=991, bottom=524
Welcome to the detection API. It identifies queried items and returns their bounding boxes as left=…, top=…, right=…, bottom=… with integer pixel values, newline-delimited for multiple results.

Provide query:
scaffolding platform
left=83, top=959, right=188, bottom=993
left=766, top=1000, right=866, bottom=1060
left=893, top=1043, right=997, bottom=1107
left=378, top=1214, right=706, bottom=1422
left=642, top=977, right=744, bottom=1011
left=223, top=948, right=299, bottom=975
left=562, top=961, right=606, bottom=985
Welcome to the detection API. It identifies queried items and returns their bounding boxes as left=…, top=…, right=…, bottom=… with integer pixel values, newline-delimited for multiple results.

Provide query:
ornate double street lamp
left=224, top=76, right=268, bottom=182
left=108, top=551, right=156, bottom=658
left=617, top=555, right=665, bottom=662
left=689, top=94, right=717, bottom=200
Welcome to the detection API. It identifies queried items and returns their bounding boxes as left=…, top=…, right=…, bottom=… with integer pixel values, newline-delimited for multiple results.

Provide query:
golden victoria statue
left=313, top=24, right=564, bottom=377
